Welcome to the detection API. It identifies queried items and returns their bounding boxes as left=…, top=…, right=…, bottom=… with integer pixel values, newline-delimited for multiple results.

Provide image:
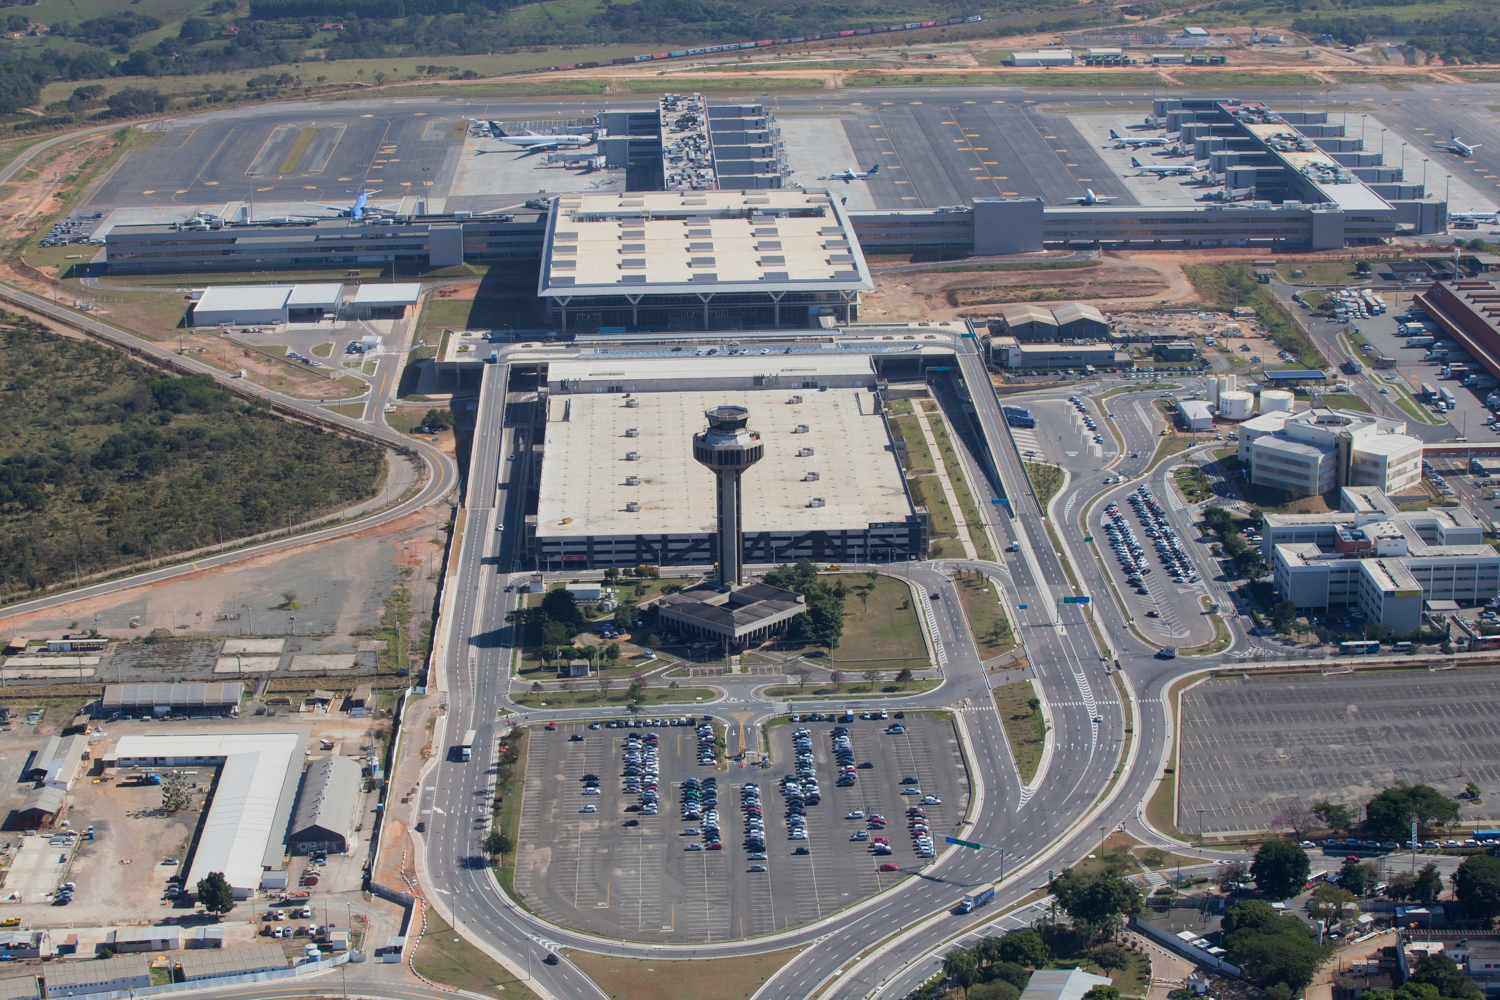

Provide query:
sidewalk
left=913, top=403, right=977, bottom=560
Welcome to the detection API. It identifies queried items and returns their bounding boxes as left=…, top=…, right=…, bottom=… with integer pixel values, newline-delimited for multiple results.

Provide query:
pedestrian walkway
left=913, top=404, right=978, bottom=560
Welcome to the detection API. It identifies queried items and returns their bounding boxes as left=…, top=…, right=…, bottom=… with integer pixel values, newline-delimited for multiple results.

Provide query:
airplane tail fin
left=1110, top=129, right=1121, bottom=139
left=867, top=164, right=879, bottom=175
left=492, top=125, right=509, bottom=137
left=1132, top=156, right=1142, bottom=167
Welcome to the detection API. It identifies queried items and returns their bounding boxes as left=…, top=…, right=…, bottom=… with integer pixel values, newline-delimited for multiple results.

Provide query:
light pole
left=1361, top=114, right=1367, bottom=144
left=1424, top=158, right=1429, bottom=193
left=1401, top=142, right=1407, bottom=179
left=1380, top=128, right=1387, bottom=161
left=1447, top=174, right=1453, bottom=207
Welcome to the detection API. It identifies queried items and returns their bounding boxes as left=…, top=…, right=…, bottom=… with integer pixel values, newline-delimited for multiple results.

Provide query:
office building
left=990, top=339, right=1132, bottom=371
left=1237, top=408, right=1422, bottom=496
left=1266, top=487, right=1499, bottom=622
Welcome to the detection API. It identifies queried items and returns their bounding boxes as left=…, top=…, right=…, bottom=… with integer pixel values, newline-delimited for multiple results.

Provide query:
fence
left=57, top=950, right=354, bottom=1000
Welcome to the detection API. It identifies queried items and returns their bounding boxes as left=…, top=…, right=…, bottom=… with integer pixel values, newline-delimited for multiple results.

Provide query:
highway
left=404, top=334, right=1260, bottom=1000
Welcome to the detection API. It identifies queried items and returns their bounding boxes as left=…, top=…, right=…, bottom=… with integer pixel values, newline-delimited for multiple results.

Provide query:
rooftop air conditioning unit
left=807, top=497, right=825, bottom=508
left=625, top=399, right=640, bottom=408
left=803, top=472, right=820, bottom=482
left=625, top=501, right=641, bottom=512
left=793, top=424, right=809, bottom=434
left=788, top=395, right=803, bottom=404
left=625, top=428, right=639, bottom=437
left=625, top=476, right=640, bottom=486
left=625, top=451, right=639, bottom=461
left=797, top=447, right=814, bottom=457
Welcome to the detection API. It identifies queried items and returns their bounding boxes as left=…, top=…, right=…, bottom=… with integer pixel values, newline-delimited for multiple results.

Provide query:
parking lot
left=1096, top=476, right=1214, bottom=648
left=510, top=711, right=968, bottom=943
left=1177, top=670, right=1500, bottom=837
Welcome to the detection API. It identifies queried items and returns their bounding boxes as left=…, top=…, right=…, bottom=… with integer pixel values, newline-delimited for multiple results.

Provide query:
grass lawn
left=928, top=413, right=996, bottom=561
left=509, top=686, right=716, bottom=709
left=1144, top=675, right=1195, bottom=841
left=1177, top=599, right=1232, bottom=656
left=992, top=679, right=1045, bottom=784
left=1173, top=463, right=1211, bottom=504
left=762, top=677, right=942, bottom=699
left=322, top=401, right=367, bottom=419
left=1147, top=435, right=1198, bottom=472
left=824, top=573, right=927, bottom=667
left=908, top=476, right=956, bottom=539
left=414, top=909, right=544, bottom=1000
left=888, top=412, right=936, bottom=475
left=567, top=946, right=803, bottom=1000
left=491, top=726, right=528, bottom=905
left=1319, top=392, right=1370, bottom=413
left=955, top=573, right=1014, bottom=657
left=1024, top=462, right=1064, bottom=509
left=1276, top=261, right=1362, bottom=285
left=1186, top=262, right=1324, bottom=369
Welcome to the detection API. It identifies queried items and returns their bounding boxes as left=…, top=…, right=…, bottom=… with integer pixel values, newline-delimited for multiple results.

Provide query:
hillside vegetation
left=0, top=316, right=384, bottom=598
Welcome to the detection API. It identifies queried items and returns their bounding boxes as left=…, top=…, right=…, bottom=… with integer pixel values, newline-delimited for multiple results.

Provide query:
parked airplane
left=1110, top=129, right=1168, bottom=149
left=818, top=164, right=880, bottom=182
left=1439, top=132, right=1481, bottom=157
left=467, top=119, right=595, bottom=150
left=306, top=184, right=384, bottom=219
left=1452, top=210, right=1498, bottom=223
left=1131, top=156, right=1202, bottom=177
left=1064, top=189, right=1117, bottom=204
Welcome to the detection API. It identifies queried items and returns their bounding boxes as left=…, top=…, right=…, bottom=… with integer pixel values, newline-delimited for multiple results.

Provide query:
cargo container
left=959, top=886, right=995, bottom=913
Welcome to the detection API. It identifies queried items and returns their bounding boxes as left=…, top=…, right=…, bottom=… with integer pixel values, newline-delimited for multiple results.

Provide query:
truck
left=1446, top=364, right=1471, bottom=380
left=459, top=730, right=477, bottom=762
left=1427, top=350, right=1450, bottom=362
left=959, top=887, right=996, bottom=913
left=1441, top=387, right=1458, bottom=409
left=1343, top=357, right=1363, bottom=375
left=1406, top=336, right=1436, bottom=348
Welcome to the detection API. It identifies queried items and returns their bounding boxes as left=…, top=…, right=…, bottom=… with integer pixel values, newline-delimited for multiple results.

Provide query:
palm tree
left=975, top=936, right=1003, bottom=971
left=943, top=949, right=980, bottom=998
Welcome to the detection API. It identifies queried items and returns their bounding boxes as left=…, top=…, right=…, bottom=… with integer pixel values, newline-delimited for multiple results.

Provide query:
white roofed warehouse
left=537, top=189, right=872, bottom=333
left=286, top=754, right=361, bottom=855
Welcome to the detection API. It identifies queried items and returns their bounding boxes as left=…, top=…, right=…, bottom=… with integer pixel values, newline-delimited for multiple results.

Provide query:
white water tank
left=1218, top=390, right=1254, bottom=421
left=1217, top=374, right=1237, bottom=398
left=1207, top=379, right=1219, bottom=406
left=1260, top=389, right=1294, bottom=413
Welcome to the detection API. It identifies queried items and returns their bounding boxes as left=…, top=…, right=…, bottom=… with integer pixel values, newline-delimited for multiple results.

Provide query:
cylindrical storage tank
left=1260, top=389, right=1294, bottom=413
left=1218, top=390, right=1254, bottom=421
left=1207, top=378, right=1219, bottom=406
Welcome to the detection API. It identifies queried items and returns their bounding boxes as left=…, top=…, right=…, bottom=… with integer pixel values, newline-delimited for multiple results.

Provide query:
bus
left=1340, top=640, right=1380, bottom=655
left=1002, top=405, right=1036, bottom=429
left=459, top=730, right=477, bottom=762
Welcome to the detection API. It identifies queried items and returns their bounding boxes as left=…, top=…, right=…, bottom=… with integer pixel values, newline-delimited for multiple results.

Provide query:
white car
left=580, top=805, right=597, bottom=813
left=846, top=811, right=864, bottom=820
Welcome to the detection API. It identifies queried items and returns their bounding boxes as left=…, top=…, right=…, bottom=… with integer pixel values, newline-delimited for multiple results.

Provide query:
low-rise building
left=106, top=926, right=182, bottom=953
left=1154, top=340, right=1198, bottom=362
left=1176, top=399, right=1214, bottom=431
left=27, top=736, right=88, bottom=790
left=1238, top=408, right=1422, bottom=496
left=43, top=954, right=148, bottom=996
left=176, top=945, right=288, bottom=982
left=0, top=975, right=39, bottom=1000
left=286, top=754, right=361, bottom=856
left=991, top=340, right=1131, bottom=371
left=0, top=933, right=48, bottom=960
left=1266, top=487, right=1499, bottom=621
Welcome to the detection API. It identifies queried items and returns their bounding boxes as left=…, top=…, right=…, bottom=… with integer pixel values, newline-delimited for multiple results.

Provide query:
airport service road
left=0, top=281, right=457, bottom=619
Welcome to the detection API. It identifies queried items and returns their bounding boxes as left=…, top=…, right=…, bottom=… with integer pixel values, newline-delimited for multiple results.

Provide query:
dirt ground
left=0, top=135, right=109, bottom=250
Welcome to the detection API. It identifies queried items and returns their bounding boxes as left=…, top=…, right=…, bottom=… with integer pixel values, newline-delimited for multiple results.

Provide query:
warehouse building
left=286, top=754, right=361, bottom=855
left=0, top=976, right=38, bottom=1000
left=537, top=189, right=872, bottom=332
left=27, top=735, right=88, bottom=790
left=1176, top=398, right=1214, bottom=431
left=13, top=786, right=66, bottom=829
left=989, top=339, right=1132, bottom=371
left=176, top=946, right=287, bottom=982
left=532, top=378, right=926, bottom=569
left=1154, top=340, right=1198, bottom=362
left=1008, top=49, right=1075, bottom=65
left=991, top=302, right=1107, bottom=341
left=1236, top=408, right=1422, bottom=496
left=106, top=731, right=308, bottom=896
left=106, top=927, right=182, bottom=953
left=1414, top=279, right=1500, bottom=385
left=349, top=283, right=422, bottom=319
left=99, top=683, right=243, bottom=718
left=43, top=955, right=149, bottom=996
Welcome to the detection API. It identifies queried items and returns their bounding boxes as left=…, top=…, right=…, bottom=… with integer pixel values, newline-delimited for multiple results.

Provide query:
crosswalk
left=1010, top=427, right=1043, bottom=458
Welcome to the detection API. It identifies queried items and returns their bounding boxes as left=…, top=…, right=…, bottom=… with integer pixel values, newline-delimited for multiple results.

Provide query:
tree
left=421, top=408, right=454, bottom=430
left=632, top=671, right=647, bottom=691
left=160, top=771, right=192, bottom=813
left=598, top=675, right=615, bottom=699
left=943, top=948, right=980, bottom=998
left=604, top=643, right=620, bottom=665
left=178, top=16, right=215, bottom=43
left=1083, top=988, right=1120, bottom=1000
left=1269, top=600, right=1297, bottom=632
left=1453, top=854, right=1500, bottom=920
left=1408, top=954, right=1482, bottom=1000
left=195, top=871, right=235, bottom=916
left=792, top=665, right=812, bottom=691
left=1309, top=883, right=1355, bottom=917
left=481, top=830, right=513, bottom=860
left=1312, top=801, right=1356, bottom=834
left=1356, top=259, right=1372, bottom=274
left=1274, top=803, right=1317, bottom=838
left=896, top=667, right=914, bottom=688
left=862, top=669, right=880, bottom=688
left=1048, top=868, right=1142, bottom=940
left=1366, top=784, right=1460, bottom=840
left=1388, top=863, right=1444, bottom=904
left=970, top=983, right=1020, bottom=1000
left=1218, top=862, right=1250, bottom=892
left=106, top=87, right=167, bottom=116
left=1466, top=781, right=1483, bottom=805
left=1337, top=858, right=1381, bottom=897
left=1088, top=943, right=1132, bottom=974
left=1222, top=900, right=1279, bottom=935
left=831, top=669, right=845, bottom=691
left=998, top=929, right=1049, bottom=968
left=1224, top=909, right=1329, bottom=994
left=1250, top=840, right=1310, bottom=899
left=990, top=962, right=1031, bottom=992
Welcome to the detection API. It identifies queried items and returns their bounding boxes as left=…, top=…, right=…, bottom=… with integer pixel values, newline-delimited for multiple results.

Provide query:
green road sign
left=1084, top=536, right=1093, bottom=542
left=946, top=837, right=983, bottom=850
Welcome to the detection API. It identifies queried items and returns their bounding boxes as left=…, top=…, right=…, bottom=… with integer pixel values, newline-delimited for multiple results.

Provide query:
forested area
left=0, top=319, right=384, bottom=597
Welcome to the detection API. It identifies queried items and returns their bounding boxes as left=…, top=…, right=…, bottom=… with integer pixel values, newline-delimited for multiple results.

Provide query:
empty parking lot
left=509, top=712, right=968, bottom=942
left=1178, top=670, right=1500, bottom=836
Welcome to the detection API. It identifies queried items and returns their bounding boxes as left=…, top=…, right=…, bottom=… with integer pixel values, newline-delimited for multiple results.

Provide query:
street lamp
left=1447, top=174, right=1453, bottom=206
left=1361, top=114, right=1367, bottom=144
left=1424, top=158, right=1430, bottom=193
left=1401, top=141, right=1407, bottom=178
left=1381, top=128, right=1387, bottom=161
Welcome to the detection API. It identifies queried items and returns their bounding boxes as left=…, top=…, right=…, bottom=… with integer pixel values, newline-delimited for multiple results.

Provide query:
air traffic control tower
left=692, top=405, right=763, bottom=588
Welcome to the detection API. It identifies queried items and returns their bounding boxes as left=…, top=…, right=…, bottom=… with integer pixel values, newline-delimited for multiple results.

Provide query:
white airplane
left=819, top=164, right=880, bottom=182
left=1439, top=132, right=1480, bottom=157
left=467, top=120, right=595, bottom=151
left=305, top=184, right=384, bottom=219
left=1132, top=156, right=1203, bottom=177
left=1064, top=189, right=1117, bottom=205
left=1453, top=210, right=1498, bottom=223
left=1110, top=129, right=1168, bottom=149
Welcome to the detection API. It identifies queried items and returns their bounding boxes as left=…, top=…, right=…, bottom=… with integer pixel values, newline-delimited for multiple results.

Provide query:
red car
left=545, top=723, right=557, bottom=731
left=1145, top=610, right=1160, bottom=618
left=879, top=863, right=899, bottom=872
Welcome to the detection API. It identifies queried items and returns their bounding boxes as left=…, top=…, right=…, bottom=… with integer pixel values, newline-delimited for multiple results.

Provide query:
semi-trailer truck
left=1407, top=336, right=1436, bottom=348
left=959, top=887, right=995, bottom=913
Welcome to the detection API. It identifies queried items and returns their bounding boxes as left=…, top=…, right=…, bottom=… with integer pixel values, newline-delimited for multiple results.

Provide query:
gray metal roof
left=289, top=754, right=361, bottom=843
left=177, top=946, right=287, bottom=981
left=102, top=683, right=244, bottom=710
